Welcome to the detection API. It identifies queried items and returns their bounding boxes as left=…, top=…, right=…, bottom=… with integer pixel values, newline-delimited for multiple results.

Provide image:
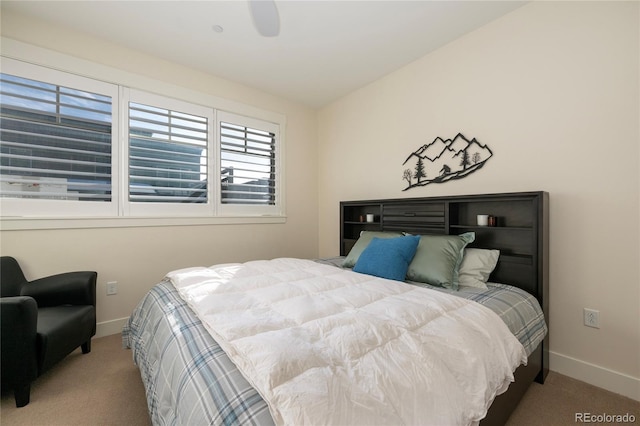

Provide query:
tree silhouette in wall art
left=402, top=133, right=493, bottom=191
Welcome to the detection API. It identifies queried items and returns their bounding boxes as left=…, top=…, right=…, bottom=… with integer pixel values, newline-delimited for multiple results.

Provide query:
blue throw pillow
left=353, top=235, right=420, bottom=281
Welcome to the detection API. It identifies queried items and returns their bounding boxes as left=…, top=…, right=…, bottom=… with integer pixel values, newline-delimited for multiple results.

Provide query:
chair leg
left=14, top=383, right=31, bottom=407
left=81, top=339, right=91, bottom=354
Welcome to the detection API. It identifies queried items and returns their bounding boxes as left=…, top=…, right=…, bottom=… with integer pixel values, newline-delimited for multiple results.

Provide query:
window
left=129, top=103, right=208, bottom=203
left=0, top=60, right=119, bottom=217
left=0, top=59, right=283, bottom=220
left=123, top=90, right=213, bottom=217
left=0, top=74, right=113, bottom=201
left=218, top=111, right=280, bottom=215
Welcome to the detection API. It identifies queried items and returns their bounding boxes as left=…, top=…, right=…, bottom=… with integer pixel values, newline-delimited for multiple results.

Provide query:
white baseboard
left=95, top=317, right=129, bottom=338
left=550, top=351, right=640, bottom=401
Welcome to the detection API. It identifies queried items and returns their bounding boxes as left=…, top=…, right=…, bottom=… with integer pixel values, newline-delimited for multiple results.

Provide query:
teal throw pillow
left=353, top=235, right=420, bottom=281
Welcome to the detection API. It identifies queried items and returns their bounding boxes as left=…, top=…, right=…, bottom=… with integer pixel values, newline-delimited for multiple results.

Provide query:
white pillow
left=458, top=248, right=500, bottom=289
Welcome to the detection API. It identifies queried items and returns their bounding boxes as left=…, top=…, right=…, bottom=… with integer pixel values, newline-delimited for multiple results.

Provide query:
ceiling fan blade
left=248, top=0, right=280, bottom=37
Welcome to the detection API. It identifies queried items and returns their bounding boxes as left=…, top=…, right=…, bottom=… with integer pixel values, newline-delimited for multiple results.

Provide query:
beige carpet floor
left=1, top=334, right=638, bottom=425
left=1, top=334, right=150, bottom=426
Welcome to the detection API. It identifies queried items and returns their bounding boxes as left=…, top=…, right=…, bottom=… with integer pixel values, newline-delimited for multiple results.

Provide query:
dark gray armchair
left=0, top=256, right=96, bottom=407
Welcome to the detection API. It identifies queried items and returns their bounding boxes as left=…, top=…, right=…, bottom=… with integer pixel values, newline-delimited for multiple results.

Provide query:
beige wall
left=0, top=11, right=319, bottom=333
left=318, top=1, right=639, bottom=399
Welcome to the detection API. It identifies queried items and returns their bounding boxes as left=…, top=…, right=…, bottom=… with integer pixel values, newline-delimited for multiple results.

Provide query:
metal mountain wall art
left=402, top=133, right=493, bottom=191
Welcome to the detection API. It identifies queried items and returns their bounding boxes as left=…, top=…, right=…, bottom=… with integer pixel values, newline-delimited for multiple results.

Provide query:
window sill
left=0, top=215, right=287, bottom=231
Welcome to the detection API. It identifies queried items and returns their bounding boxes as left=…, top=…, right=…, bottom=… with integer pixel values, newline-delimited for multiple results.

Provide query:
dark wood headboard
left=340, top=191, right=549, bottom=382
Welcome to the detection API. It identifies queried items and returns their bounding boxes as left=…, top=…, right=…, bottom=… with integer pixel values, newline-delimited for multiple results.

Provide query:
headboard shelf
left=499, top=253, right=534, bottom=264
left=450, top=224, right=533, bottom=231
left=339, top=191, right=547, bottom=291
left=340, top=191, right=549, bottom=383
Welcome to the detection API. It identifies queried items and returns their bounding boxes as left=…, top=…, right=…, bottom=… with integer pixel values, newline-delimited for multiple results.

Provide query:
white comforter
left=168, top=258, right=527, bottom=426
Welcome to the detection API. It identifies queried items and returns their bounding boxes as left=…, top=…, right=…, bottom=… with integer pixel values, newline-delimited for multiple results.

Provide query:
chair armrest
left=0, top=296, right=38, bottom=384
left=21, top=271, right=97, bottom=308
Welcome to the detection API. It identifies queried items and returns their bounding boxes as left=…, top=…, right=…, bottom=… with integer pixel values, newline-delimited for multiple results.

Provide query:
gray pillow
left=406, top=232, right=475, bottom=290
left=458, top=248, right=500, bottom=289
left=342, top=231, right=403, bottom=268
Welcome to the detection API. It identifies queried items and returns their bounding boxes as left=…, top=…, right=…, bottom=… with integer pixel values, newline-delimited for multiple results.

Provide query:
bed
left=123, top=191, right=549, bottom=425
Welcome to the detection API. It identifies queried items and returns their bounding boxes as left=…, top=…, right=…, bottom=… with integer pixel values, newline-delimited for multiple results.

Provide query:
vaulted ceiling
left=1, top=1, right=526, bottom=107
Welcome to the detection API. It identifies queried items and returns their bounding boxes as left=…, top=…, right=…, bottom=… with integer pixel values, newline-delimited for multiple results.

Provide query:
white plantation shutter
left=218, top=111, right=279, bottom=214
left=0, top=73, right=113, bottom=202
left=124, top=90, right=213, bottom=216
left=128, top=102, right=208, bottom=203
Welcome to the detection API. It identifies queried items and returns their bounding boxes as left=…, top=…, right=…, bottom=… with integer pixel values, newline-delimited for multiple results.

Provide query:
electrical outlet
left=584, top=308, right=599, bottom=328
left=106, top=281, right=118, bottom=296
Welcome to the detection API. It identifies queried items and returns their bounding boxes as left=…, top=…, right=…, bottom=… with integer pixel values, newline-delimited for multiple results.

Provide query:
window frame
left=216, top=110, right=282, bottom=217
left=122, top=88, right=215, bottom=217
left=0, top=47, right=286, bottom=225
left=0, top=58, right=120, bottom=218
